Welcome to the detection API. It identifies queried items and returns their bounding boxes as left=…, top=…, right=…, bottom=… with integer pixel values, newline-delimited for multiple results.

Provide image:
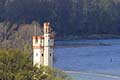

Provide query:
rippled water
left=54, top=39, right=120, bottom=80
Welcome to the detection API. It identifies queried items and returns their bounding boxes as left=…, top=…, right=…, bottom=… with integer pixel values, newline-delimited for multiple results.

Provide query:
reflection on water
left=54, top=39, right=120, bottom=80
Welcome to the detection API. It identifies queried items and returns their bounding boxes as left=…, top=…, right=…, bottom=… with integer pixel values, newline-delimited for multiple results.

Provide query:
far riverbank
left=56, top=34, right=120, bottom=41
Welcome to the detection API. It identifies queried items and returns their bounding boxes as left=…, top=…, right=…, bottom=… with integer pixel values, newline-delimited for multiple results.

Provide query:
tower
left=33, top=22, right=54, bottom=68
left=33, top=36, right=42, bottom=67
left=43, top=22, right=54, bottom=67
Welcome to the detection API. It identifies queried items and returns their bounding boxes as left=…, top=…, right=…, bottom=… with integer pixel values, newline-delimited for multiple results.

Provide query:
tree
left=0, top=0, right=120, bottom=39
left=0, top=49, right=71, bottom=80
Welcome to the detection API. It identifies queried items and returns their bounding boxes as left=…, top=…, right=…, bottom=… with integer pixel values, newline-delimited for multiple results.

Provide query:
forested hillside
left=0, top=0, right=120, bottom=38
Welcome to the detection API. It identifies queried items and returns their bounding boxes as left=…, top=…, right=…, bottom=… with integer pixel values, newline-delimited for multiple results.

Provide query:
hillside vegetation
left=0, top=0, right=120, bottom=37
left=0, top=49, right=71, bottom=80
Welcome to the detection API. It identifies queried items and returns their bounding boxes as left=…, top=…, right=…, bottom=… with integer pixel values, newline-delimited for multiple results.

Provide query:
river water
left=54, top=39, right=120, bottom=80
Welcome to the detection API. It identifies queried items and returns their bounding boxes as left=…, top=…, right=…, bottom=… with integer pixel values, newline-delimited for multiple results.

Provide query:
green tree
left=0, top=49, right=71, bottom=80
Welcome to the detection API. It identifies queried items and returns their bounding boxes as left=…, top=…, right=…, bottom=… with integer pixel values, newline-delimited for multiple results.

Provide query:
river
left=54, top=39, right=120, bottom=80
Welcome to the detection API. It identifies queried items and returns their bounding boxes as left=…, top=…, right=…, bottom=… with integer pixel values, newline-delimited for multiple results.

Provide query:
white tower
left=33, top=36, right=43, bottom=67
left=43, top=22, right=52, bottom=67
left=33, top=36, right=41, bottom=67
left=33, top=22, right=54, bottom=68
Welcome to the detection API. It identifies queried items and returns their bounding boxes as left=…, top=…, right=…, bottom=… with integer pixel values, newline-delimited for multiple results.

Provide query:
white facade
left=33, top=36, right=42, bottom=67
left=33, top=49, right=41, bottom=67
left=33, top=22, right=54, bottom=68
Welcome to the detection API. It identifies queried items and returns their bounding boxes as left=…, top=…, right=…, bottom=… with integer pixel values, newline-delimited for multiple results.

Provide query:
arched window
left=42, top=54, right=44, bottom=57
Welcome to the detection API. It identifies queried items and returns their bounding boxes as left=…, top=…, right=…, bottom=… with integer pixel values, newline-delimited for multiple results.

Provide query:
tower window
left=50, top=53, right=52, bottom=56
left=35, top=36, right=38, bottom=43
left=40, top=40, right=42, bottom=44
left=42, top=54, right=44, bottom=57
left=36, top=53, right=38, bottom=56
left=46, top=28, right=47, bottom=33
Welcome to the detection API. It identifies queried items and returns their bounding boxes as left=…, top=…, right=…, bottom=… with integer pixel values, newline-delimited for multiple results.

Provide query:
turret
left=43, top=22, right=52, bottom=66
left=33, top=22, right=54, bottom=68
left=33, top=36, right=42, bottom=67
